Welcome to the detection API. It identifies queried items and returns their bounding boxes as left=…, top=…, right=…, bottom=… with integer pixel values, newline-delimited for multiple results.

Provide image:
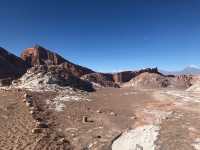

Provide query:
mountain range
left=160, top=65, right=200, bottom=75
left=0, top=45, right=197, bottom=90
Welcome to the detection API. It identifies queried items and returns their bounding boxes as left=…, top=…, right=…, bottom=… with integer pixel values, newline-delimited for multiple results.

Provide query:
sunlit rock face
left=20, top=45, right=94, bottom=77
left=20, top=45, right=66, bottom=67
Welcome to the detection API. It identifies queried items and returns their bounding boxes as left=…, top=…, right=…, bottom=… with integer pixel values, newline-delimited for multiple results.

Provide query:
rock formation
left=113, top=71, right=134, bottom=83
left=0, top=45, right=194, bottom=90
left=0, top=47, right=27, bottom=80
left=122, top=72, right=193, bottom=89
left=113, top=68, right=161, bottom=83
left=21, top=45, right=94, bottom=77
left=81, top=73, right=119, bottom=88
left=13, top=65, right=94, bottom=92
left=122, top=72, right=169, bottom=89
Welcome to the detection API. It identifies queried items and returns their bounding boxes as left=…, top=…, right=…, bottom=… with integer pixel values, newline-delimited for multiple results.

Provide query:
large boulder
left=21, top=45, right=94, bottom=77
left=0, top=47, right=27, bottom=79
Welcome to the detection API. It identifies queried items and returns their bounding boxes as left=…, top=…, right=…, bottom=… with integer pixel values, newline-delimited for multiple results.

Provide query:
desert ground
left=1, top=87, right=200, bottom=150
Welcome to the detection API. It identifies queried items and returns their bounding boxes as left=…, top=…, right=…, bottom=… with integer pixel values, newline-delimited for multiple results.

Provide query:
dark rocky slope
left=0, top=47, right=27, bottom=79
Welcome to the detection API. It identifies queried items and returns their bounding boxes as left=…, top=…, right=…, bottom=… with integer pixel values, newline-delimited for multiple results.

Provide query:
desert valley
left=1, top=45, right=200, bottom=150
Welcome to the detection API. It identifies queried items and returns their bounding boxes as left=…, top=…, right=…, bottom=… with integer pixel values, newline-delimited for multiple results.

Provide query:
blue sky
left=1, top=0, right=200, bottom=72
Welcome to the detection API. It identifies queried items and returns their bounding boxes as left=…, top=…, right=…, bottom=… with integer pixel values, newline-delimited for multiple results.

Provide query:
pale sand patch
left=112, top=125, right=159, bottom=150
left=112, top=109, right=172, bottom=150
left=46, top=90, right=91, bottom=112
left=192, top=138, right=200, bottom=150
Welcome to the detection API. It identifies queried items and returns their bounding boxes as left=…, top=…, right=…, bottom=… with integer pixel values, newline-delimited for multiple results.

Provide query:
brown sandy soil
left=0, top=89, right=72, bottom=150
left=1, top=87, right=200, bottom=150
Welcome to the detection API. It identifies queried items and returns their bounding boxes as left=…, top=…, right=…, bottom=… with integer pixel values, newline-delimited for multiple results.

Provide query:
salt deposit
left=11, top=71, right=59, bottom=92
left=192, top=138, right=200, bottom=150
left=112, top=125, right=159, bottom=150
left=46, top=90, right=91, bottom=112
left=12, top=69, right=91, bottom=112
left=112, top=107, right=172, bottom=150
left=160, top=90, right=200, bottom=104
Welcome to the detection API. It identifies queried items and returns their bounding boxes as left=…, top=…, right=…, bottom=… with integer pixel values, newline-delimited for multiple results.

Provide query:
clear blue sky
left=1, top=0, right=200, bottom=72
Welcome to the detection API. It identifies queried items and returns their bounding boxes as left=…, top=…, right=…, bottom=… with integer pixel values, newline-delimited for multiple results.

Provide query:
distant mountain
left=160, top=65, right=200, bottom=75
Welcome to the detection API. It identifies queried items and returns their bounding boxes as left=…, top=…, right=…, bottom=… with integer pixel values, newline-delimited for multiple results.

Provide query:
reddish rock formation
left=113, top=68, right=161, bottom=83
left=0, top=47, right=27, bottom=79
left=81, top=73, right=119, bottom=88
left=21, top=45, right=66, bottom=66
left=122, top=72, right=170, bottom=88
left=113, top=71, right=134, bottom=83
left=122, top=72, right=193, bottom=89
left=20, top=45, right=94, bottom=77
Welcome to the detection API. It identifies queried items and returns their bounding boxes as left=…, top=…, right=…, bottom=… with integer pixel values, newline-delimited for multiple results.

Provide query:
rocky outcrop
left=21, top=45, right=94, bottom=77
left=13, top=65, right=94, bottom=92
left=122, top=72, right=169, bottom=89
left=81, top=73, right=119, bottom=88
left=20, top=45, right=66, bottom=66
left=113, top=68, right=162, bottom=83
left=122, top=72, right=193, bottom=89
left=81, top=68, right=163, bottom=88
left=0, top=47, right=27, bottom=79
left=113, top=71, right=134, bottom=83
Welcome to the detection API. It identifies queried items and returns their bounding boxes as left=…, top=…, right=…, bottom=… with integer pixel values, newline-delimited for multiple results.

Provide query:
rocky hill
left=113, top=68, right=161, bottom=83
left=0, top=45, right=195, bottom=90
left=0, top=47, right=27, bottom=80
left=13, top=65, right=94, bottom=92
left=81, top=73, right=119, bottom=88
left=122, top=72, right=192, bottom=89
left=21, top=45, right=94, bottom=77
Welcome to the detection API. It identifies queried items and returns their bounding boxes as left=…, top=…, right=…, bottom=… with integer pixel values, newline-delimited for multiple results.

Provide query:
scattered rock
left=130, top=116, right=137, bottom=120
left=136, top=144, right=143, bottom=150
left=110, top=112, right=117, bottom=116
left=58, top=138, right=69, bottom=144
left=96, top=110, right=102, bottom=113
left=94, top=135, right=102, bottom=139
left=82, top=116, right=88, bottom=123
left=36, top=121, right=48, bottom=128
left=26, top=102, right=32, bottom=107
left=31, top=128, right=42, bottom=134
left=29, top=110, right=35, bottom=114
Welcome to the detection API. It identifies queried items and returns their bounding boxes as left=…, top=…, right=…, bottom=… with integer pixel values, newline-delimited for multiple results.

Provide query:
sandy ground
left=1, top=87, right=200, bottom=149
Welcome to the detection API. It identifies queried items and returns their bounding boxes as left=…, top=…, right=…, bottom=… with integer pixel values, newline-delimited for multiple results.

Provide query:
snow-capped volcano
left=160, top=65, right=200, bottom=75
